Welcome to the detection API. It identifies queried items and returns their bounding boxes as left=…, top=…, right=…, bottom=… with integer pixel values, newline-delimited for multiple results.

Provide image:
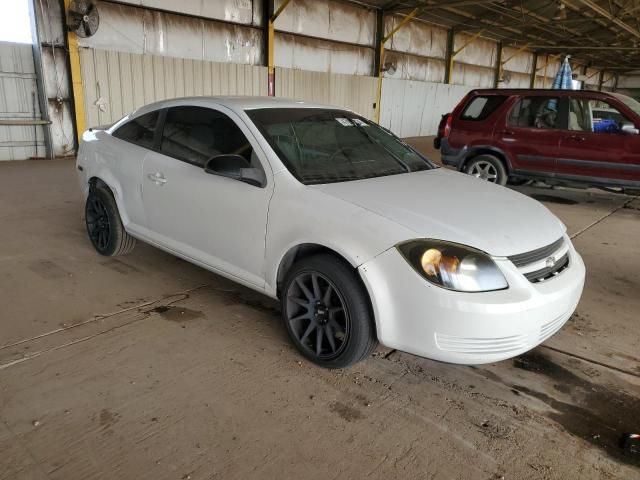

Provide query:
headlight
left=397, top=240, right=508, bottom=292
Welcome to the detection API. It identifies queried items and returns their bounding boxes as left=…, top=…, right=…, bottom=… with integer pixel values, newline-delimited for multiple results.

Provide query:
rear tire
left=85, top=186, right=136, bottom=256
left=464, top=155, right=507, bottom=186
left=281, top=254, right=377, bottom=368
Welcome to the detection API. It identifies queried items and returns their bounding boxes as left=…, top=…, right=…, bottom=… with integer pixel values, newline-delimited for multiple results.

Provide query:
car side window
left=508, top=97, right=561, bottom=129
left=160, top=106, right=257, bottom=169
left=569, top=98, right=631, bottom=134
left=112, top=111, right=160, bottom=148
left=460, top=96, right=507, bottom=121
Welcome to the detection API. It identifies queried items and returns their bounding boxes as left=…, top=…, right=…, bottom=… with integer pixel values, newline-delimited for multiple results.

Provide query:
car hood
left=310, top=169, right=565, bottom=257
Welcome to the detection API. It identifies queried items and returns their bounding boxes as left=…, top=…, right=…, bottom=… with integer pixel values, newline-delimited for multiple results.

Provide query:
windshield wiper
left=350, top=122, right=411, bottom=173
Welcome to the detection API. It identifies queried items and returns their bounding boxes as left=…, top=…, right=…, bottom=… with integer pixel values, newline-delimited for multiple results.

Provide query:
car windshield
left=612, top=93, right=640, bottom=117
left=246, top=108, right=435, bottom=184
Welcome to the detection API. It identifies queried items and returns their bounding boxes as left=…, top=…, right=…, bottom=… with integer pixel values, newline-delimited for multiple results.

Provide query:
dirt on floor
left=1, top=153, right=639, bottom=480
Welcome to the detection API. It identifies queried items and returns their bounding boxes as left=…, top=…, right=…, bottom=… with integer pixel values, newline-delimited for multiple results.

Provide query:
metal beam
left=444, top=28, right=455, bottom=84
left=529, top=51, right=538, bottom=88
left=383, top=8, right=419, bottom=43
left=496, top=42, right=531, bottom=86
left=446, top=28, right=485, bottom=84
left=266, top=0, right=292, bottom=96
left=598, top=70, right=605, bottom=91
left=528, top=45, right=640, bottom=50
left=28, top=0, right=53, bottom=159
left=383, top=0, right=497, bottom=12
left=0, top=119, right=52, bottom=126
left=373, top=9, right=384, bottom=77
left=576, top=0, right=640, bottom=40
left=374, top=7, right=419, bottom=123
left=493, top=41, right=502, bottom=88
left=63, top=0, right=85, bottom=145
left=262, top=0, right=272, bottom=70
left=501, top=43, right=531, bottom=65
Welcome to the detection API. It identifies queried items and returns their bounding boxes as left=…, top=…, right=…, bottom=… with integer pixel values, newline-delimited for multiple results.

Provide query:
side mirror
left=621, top=122, right=639, bottom=135
left=204, top=154, right=264, bottom=187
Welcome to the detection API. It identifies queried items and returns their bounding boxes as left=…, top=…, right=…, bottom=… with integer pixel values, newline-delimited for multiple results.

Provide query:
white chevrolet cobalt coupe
left=77, top=97, right=585, bottom=368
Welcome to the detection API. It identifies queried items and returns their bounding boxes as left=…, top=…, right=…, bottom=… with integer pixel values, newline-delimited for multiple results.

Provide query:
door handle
left=498, top=129, right=515, bottom=135
left=147, top=172, right=167, bottom=185
left=566, top=135, right=586, bottom=142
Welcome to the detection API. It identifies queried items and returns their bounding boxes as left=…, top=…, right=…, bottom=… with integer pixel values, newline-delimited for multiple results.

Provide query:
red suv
left=435, top=89, right=640, bottom=189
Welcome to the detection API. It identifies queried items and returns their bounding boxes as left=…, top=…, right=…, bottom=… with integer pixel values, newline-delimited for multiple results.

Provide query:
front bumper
left=358, top=239, right=585, bottom=364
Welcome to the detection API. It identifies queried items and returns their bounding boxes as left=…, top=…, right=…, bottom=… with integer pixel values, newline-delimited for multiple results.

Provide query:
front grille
left=524, top=253, right=570, bottom=283
left=507, top=237, right=565, bottom=268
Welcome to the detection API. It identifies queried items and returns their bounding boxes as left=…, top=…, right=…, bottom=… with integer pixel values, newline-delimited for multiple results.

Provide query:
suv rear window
left=460, top=96, right=507, bottom=121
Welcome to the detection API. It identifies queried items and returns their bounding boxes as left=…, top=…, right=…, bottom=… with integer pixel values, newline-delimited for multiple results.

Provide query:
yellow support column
left=63, top=0, right=86, bottom=144
left=267, top=0, right=292, bottom=96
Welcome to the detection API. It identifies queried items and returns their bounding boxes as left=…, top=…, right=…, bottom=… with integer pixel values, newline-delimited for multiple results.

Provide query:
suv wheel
left=465, top=155, right=507, bottom=186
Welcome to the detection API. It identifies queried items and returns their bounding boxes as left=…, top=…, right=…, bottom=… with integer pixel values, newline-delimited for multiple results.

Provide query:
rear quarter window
left=112, top=111, right=160, bottom=149
left=460, top=95, right=507, bottom=121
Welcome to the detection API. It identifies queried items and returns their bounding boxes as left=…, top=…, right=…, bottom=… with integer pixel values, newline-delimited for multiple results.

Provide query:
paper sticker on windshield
left=335, top=118, right=353, bottom=126
left=353, top=118, right=369, bottom=127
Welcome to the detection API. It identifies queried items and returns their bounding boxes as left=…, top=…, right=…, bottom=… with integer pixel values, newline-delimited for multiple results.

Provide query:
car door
left=495, top=94, right=566, bottom=175
left=142, top=104, right=273, bottom=289
left=106, top=110, right=162, bottom=229
left=557, top=95, right=640, bottom=184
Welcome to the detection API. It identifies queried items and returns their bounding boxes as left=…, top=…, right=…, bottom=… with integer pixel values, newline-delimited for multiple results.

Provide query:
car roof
left=132, top=96, right=344, bottom=118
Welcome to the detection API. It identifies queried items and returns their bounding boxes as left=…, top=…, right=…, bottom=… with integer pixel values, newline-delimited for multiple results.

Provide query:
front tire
left=85, top=186, right=136, bottom=256
left=281, top=254, right=377, bottom=368
left=464, top=155, right=507, bottom=186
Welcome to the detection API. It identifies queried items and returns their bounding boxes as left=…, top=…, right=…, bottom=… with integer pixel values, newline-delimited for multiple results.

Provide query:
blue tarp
left=547, top=56, right=573, bottom=111
left=552, top=56, right=573, bottom=90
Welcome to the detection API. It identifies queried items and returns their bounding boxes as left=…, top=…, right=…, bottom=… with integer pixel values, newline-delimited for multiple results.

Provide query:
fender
left=460, top=144, right=515, bottom=171
left=88, top=169, right=130, bottom=226
left=268, top=238, right=365, bottom=296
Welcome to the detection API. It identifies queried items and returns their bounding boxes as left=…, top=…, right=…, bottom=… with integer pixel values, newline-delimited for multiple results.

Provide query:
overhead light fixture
left=553, top=2, right=567, bottom=20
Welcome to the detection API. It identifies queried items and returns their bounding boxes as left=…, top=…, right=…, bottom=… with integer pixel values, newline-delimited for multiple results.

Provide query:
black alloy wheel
left=86, top=194, right=111, bottom=252
left=281, top=254, right=377, bottom=368
left=285, top=271, right=350, bottom=360
left=84, top=186, right=136, bottom=256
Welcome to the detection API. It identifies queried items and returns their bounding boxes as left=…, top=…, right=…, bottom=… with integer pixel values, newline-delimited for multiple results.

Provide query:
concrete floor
left=1, top=150, right=639, bottom=479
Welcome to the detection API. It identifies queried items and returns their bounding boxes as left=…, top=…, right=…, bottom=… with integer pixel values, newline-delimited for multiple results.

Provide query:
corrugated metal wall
left=499, top=46, right=534, bottom=88
left=276, top=67, right=377, bottom=119
left=0, top=41, right=45, bottom=161
left=78, top=47, right=379, bottom=127
left=79, top=48, right=268, bottom=126
left=451, top=34, right=497, bottom=88
left=380, top=78, right=472, bottom=137
left=533, top=55, right=561, bottom=88
left=52, top=0, right=620, bottom=151
left=274, top=0, right=375, bottom=75
left=111, top=0, right=263, bottom=25
left=618, top=75, right=640, bottom=88
left=78, top=2, right=263, bottom=64
left=382, top=16, right=447, bottom=83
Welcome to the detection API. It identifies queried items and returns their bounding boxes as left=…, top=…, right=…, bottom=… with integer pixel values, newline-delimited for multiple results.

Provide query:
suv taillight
left=438, top=113, right=452, bottom=139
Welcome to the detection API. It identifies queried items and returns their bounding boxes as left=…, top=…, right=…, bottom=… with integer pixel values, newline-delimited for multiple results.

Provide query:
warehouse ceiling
left=352, top=0, right=640, bottom=73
